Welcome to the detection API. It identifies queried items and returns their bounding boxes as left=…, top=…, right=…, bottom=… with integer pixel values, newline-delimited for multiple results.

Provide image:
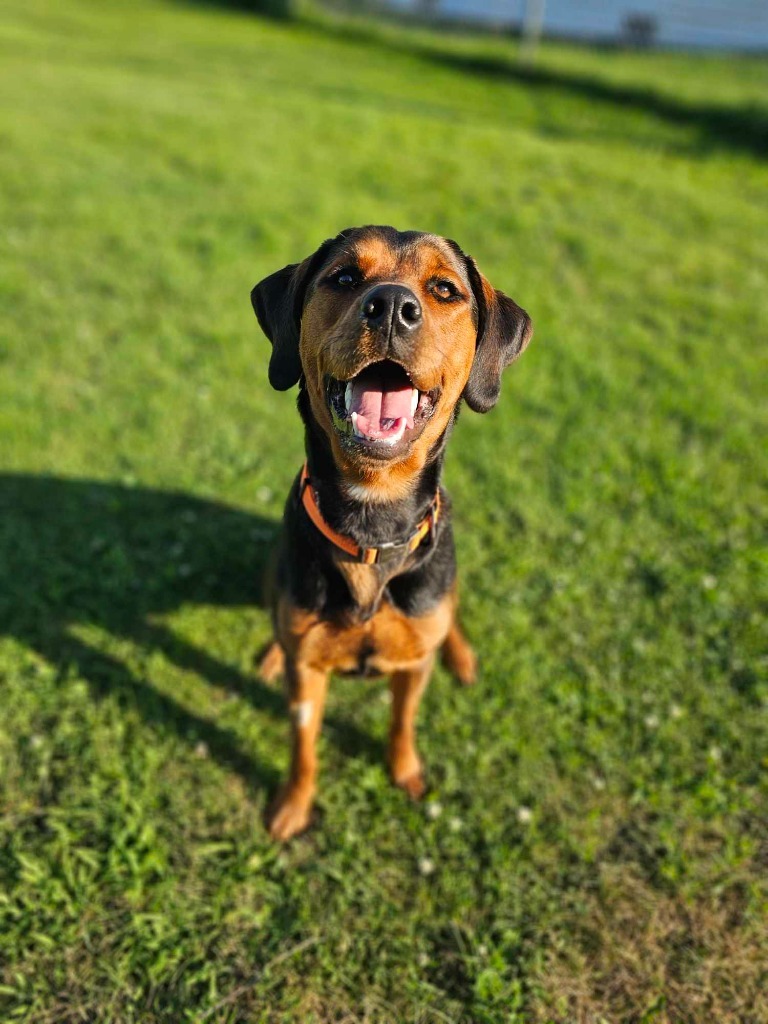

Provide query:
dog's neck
left=298, top=386, right=451, bottom=549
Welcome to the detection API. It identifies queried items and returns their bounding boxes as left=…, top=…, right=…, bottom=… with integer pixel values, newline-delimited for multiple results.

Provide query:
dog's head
left=252, top=226, right=532, bottom=496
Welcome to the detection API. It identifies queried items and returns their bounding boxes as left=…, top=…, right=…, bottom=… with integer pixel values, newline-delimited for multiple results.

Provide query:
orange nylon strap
left=299, top=463, right=440, bottom=565
left=300, top=464, right=360, bottom=558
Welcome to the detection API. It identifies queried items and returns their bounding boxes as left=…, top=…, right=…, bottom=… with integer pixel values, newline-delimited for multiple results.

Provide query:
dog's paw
left=390, top=751, right=426, bottom=800
left=394, top=770, right=427, bottom=801
left=257, top=641, right=285, bottom=684
left=266, top=788, right=313, bottom=842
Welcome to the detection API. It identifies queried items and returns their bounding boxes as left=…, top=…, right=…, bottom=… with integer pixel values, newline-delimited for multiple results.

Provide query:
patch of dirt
left=532, top=865, right=768, bottom=1024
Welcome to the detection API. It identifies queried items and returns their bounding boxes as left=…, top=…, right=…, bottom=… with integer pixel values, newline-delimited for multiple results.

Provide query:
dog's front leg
left=388, top=655, right=434, bottom=800
left=267, top=661, right=329, bottom=841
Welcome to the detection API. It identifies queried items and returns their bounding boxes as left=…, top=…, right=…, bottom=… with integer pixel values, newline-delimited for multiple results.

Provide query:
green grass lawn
left=1, top=1, right=767, bottom=1020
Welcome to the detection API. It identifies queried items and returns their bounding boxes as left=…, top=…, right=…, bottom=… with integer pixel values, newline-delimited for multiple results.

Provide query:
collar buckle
left=362, top=539, right=409, bottom=567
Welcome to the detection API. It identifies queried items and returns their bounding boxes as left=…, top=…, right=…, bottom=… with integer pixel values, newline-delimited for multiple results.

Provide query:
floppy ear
left=461, top=254, right=533, bottom=414
left=251, top=239, right=337, bottom=391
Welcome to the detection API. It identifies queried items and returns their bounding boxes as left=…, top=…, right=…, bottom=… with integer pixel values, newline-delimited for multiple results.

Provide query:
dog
left=252, top=225, right=532, bottom=840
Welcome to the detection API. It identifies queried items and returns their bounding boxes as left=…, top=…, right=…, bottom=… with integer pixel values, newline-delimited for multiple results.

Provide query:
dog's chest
left=336, top=560, right=390, bottom=621
left=278, top=592, right=452, bottom=676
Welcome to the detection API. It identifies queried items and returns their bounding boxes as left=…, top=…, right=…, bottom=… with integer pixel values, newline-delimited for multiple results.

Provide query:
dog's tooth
left=381, top=417, right=407, bottom=445
left=351, top=411, right=363, bottom=438
left=410, top=389, right=419, bottom=416
left=345, top=383, right=353, bottom=413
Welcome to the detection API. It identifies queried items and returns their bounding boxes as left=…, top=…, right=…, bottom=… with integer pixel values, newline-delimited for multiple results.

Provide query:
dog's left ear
left=251, top=239, right=337, bottom=391
left=461, top=253, right=533, bottom=414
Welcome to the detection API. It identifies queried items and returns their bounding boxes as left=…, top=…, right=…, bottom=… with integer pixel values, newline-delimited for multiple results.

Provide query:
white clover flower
left=426, top=801, right=443, bottom=821
left=517, top=806, right=533, bottom=825
left=418, top=857, right=435, bottom=876
left=702, top=574, right=718, bottom=590
left=644, top=714, right=660, bottom=729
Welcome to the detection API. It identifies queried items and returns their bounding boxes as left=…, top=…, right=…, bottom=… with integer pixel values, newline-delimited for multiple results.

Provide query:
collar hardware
left=299, top=463, right=440, bottom=566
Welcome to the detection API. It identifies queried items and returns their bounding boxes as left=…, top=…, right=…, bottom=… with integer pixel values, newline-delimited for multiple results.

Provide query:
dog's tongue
left=350, top=364, right=415, bottom=440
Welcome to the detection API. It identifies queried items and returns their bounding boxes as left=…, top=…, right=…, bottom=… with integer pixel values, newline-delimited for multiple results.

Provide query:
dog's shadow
left=0, top=473, right=381, bottom=793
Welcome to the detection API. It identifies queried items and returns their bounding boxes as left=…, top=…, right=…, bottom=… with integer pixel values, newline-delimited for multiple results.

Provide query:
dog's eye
left=330, top=268, right=360, bottom=288
left=432, top=280, right=458, bottom=300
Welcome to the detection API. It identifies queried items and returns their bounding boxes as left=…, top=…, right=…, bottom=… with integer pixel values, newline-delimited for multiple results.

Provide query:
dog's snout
left=361, top=284, right=422, bottom=333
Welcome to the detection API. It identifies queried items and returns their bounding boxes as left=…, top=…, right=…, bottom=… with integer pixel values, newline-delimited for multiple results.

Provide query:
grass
left=1, top=0, right=767, bottom=1020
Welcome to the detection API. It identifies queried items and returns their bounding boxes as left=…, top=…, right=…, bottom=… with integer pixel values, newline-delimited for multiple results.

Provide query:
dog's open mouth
left=327, top=360, right=439, bottom=452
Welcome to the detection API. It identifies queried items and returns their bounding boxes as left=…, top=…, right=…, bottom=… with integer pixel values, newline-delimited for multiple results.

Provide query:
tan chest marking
left=336, top=560, right=386, bottom=615
left=335, top=548, right=421, bottom=619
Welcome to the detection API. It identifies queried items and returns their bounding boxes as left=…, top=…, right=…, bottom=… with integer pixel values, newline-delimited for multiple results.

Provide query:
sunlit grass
left=0, top=1, right=766, bottom=1020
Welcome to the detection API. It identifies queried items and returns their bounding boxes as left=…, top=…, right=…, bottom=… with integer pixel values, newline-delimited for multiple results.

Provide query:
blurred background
left=327, top=0, right=768, bottom=51
left=1, top=1, right=766, bottom=1022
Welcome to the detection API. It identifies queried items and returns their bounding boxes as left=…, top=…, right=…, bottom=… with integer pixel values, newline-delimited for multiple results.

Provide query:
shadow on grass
left=183, top=0, right=294, bottom=17
left=448, top=60, right=764, bottom=157
left=283, top=10, right=768, bottom=158
left=0, top=474, right=382, bottom=794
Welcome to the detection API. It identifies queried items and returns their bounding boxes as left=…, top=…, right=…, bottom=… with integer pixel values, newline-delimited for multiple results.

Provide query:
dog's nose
left=361, top=285, right=422, bottom=333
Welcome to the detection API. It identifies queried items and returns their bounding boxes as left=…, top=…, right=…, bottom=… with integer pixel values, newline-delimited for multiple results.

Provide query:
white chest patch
left=344, top=481, right=377, bottom=503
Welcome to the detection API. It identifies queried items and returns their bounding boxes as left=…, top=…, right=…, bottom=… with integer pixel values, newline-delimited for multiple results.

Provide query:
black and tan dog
left=252, top=225, right=532, bottom=840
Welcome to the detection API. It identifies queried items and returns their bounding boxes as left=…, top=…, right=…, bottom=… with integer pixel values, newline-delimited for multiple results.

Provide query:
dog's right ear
left=251, top=239, right=337, bottom=391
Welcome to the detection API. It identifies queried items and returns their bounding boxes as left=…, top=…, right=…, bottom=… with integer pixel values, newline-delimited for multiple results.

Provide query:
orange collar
left=299, top=463, right=440, bottom=566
